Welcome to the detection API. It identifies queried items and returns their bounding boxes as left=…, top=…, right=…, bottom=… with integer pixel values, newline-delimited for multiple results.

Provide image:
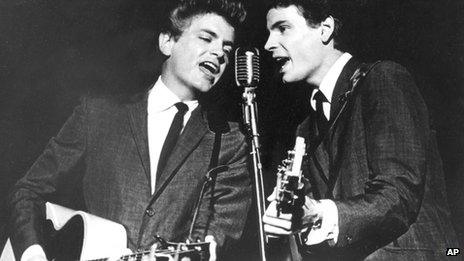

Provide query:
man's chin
left=195, top=83, right=215, bottom=94
left=191, top=78, right=215, bottom=92
left=281, top=74, right=293, bottom=84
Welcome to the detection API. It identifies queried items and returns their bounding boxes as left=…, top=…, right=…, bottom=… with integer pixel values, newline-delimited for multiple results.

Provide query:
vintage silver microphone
left=235, top=47, right=260, bottom=87
left=235, top=47, right=267, bottom=261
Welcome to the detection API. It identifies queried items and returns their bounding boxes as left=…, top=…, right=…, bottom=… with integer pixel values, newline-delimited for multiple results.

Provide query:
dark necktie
left=156, top=102, right=189, bottom=181
left=314, top=90, right=329, bottom=135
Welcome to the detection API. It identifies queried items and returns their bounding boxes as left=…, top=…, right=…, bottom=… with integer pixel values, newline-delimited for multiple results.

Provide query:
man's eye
left=200, top=37, right=212, bottom=42
left=278, top=26, right=288, bottom=33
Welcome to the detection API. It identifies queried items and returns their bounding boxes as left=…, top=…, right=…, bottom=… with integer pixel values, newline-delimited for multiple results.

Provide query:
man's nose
left=264, top=34, right=276, bottom=51
left=210, top=43, right=225, bottom=58
left=210, top=47, right=226, bottom=64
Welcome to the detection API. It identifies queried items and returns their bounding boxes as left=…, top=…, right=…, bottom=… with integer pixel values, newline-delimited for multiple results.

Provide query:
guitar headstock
left=275, top=137, right=306, bottom=215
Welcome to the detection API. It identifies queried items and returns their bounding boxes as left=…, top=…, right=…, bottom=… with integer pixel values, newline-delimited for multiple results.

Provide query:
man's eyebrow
left=269, top=20, right=286, bottom=30
left=201, top=29, right=234, bottom=46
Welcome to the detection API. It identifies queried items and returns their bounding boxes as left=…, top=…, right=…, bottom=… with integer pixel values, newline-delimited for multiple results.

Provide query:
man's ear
left=320, top=16, right=335, bottom=44
left=159, top=32, right=174, bottom=56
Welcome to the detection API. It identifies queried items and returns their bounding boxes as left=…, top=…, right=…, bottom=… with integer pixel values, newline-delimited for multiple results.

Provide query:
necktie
left=156, top=102, right=189, bottom=181
left=314, top=90, right=329, bottom=135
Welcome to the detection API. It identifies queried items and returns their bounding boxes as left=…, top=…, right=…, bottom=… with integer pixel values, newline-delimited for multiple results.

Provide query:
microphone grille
left=235, top=47, right=260, bottom=87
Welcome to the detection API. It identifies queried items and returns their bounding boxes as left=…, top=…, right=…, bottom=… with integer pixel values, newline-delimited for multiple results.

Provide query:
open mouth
left=275, top=57, right=290, bottom=71
left=199, top=61, right=219, bottom=75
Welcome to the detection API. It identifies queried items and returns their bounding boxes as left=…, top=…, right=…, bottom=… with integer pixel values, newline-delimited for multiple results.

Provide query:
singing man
left=262, top=0, right=458, bottom=260
left=8, top=1, right=251, bottom=260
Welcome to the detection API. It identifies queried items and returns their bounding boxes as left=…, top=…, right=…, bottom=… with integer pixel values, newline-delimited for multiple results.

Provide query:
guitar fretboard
left=88, top=249, right=197, bottom=261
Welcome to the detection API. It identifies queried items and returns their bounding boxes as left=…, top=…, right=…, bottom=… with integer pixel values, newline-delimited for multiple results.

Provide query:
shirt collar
left=314, top=52, right=353, bottom=103
left=148, top=76, right=199, bottom=114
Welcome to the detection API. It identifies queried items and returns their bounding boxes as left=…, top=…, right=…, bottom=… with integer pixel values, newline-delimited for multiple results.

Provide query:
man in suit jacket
left=8, top=0, right=251, bottom=260
left=262, top=0, right=458, bottom=260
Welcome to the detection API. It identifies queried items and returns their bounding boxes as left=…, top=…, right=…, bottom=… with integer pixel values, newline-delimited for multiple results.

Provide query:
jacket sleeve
left=191, top=124, right=252, bottom=251
left=334, top=62, right=428, bottom=250
left=8, top=99, right=88, bottom=260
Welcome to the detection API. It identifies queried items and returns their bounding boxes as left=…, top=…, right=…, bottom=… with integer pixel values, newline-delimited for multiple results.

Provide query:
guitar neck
left=89, top=248, right=200, bottom=261
left=87, top=250, right=150, bottom=261
left=289, top=136, right=306, bottom=178
left=275, top=136, right=307, bottom=212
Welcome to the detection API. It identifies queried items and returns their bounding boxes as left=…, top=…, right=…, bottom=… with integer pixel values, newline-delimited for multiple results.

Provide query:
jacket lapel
left=297, top=113, right=330, bottom=188
left=326, top=58, right=361, bottom=194
left=127, top=92, right=151, bottom=182
left=328, top=58, right=360, bottom=151
left=329, top=58, right=360, bottom=122
left=155, top=105, right=210, bottom=192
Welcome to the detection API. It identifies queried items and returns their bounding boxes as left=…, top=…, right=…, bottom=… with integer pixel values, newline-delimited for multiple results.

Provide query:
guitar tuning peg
left=153, top=235, right=168, bottom=248
left=282, top=159, right=292, bottom=165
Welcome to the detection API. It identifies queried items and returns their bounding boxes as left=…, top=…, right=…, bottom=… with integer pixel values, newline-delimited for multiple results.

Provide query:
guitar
left=275, top=136, right=306, bottom=216
left=1, top=202, right=209, bottom=261
left=265, top=137, right=306, bottom=261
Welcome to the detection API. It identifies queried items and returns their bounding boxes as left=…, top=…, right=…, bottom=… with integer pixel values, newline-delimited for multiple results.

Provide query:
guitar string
left=86, top=249, right=198, bottom=261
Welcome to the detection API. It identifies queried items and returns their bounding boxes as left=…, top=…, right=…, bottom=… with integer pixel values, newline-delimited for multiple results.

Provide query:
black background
left=1, top=0, right=463, bottom=254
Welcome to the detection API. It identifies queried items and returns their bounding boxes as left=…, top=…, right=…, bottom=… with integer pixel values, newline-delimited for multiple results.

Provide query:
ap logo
left=446, top=248, right=460, bottom=256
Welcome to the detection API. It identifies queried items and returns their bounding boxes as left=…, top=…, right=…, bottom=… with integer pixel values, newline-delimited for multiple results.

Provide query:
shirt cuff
left=304, top=199, right=339, bottom=246
left=21, top=244, right=46, bottom=261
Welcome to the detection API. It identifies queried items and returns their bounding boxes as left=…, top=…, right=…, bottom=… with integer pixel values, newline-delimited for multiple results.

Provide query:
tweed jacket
left=295, top=59, right=458, bottom=260
left=8, top=91, right=252, bottom=259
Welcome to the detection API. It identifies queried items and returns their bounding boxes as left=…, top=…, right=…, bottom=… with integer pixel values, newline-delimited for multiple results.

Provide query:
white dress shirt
left=310, top=52, right=353, bottom=120
left=147, top=77, right=198, bottom=194
left=305, top=52, right=352, bottom=246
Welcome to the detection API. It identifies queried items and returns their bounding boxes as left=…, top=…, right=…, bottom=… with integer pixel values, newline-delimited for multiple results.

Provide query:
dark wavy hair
left=267, top=0, right=345, bottom=50
left=160, top=0, right=247, bottom=39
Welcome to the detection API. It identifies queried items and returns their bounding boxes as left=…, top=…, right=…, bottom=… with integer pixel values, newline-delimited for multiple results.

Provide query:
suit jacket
left=295, top=59, right=458, bottom=260
left=8, top=91, right=252, bottom=259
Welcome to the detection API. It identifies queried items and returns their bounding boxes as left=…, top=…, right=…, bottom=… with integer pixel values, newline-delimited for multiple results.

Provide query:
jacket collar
left=329, top=57, right=362, bottom=121
left=126, top=88, right=212, bottom=193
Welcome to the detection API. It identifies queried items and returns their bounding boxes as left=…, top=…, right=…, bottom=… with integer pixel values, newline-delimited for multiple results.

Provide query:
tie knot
left=174, top=102, right=188, bottom=114
left=314, top=90, right=328, bottom=103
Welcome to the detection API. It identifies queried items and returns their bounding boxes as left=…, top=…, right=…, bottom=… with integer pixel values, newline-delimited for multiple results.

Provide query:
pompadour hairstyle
left=267, top=0, right=345, bottom=50
left=161, top=0, right=247, bottom=39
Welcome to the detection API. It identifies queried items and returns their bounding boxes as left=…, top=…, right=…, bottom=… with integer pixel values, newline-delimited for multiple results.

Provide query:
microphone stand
left=242, top=86, right=267, bottom=261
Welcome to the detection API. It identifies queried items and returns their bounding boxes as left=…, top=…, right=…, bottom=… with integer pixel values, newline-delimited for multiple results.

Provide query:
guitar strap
left=188, top=130, right=223, bottom=242
left=208, top=131, right=222, bottom=171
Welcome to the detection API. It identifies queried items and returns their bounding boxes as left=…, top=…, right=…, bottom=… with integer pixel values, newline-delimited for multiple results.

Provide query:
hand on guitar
left=262, top=137, right=338, bottom=246
left=263, top=190, right=339, bottom=246
left=263, top=189, right=321, bottom=236
left=262, top=136, right=319, bottom=236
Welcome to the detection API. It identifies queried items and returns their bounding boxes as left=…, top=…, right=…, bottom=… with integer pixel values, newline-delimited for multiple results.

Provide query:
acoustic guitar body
left=1, top=202, right=209, bottom=261
left=2, top=202, right=130, bottom=261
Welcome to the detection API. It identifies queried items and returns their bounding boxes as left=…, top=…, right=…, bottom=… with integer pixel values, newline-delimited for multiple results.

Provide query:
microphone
left=235, top=47, right=267, bottom=261
left=235, top=47, right=260, bottom=88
